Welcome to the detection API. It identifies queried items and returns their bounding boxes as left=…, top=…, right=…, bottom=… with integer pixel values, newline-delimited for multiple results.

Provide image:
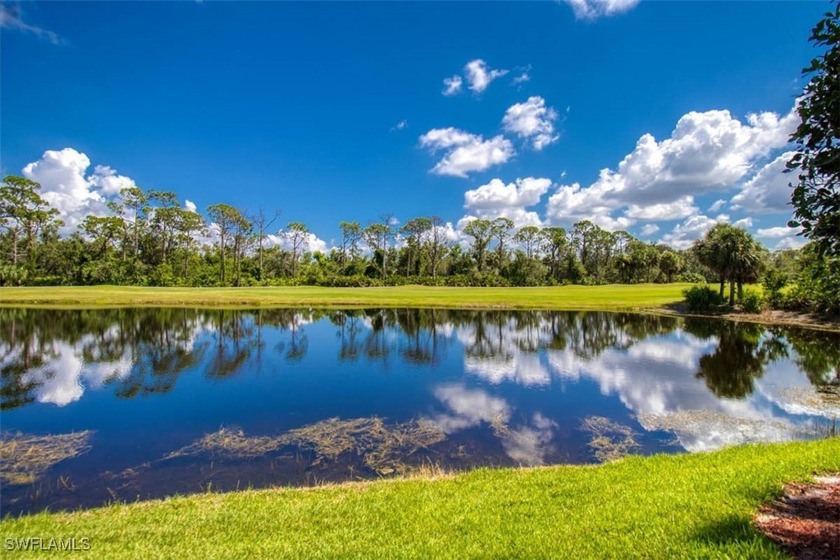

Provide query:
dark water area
left=1, top=307, right=838, bottom=516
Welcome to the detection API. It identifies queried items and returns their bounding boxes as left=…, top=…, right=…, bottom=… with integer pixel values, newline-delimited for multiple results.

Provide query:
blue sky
left=0, top=0, right=826, bottom=251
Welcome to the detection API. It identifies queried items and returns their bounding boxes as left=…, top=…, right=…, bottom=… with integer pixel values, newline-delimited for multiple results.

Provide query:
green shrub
left=682, top=284, right=724, bottom=312
left=761, top=269, right=788, bottom=308
left=0, top=265, right=29, bottom=286
left=677, top=272, right=706, bottom=284
left=740, top=288, right=765, bottom=313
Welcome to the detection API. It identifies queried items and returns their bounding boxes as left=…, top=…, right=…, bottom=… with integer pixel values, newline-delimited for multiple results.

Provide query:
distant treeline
left=1, top=175, right=833, bottom=315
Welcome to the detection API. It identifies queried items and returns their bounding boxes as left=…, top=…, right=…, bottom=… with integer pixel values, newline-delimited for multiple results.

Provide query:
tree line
left=0, top=173, right=836, bottom=314
left=0, top=174, right=730, bottom=288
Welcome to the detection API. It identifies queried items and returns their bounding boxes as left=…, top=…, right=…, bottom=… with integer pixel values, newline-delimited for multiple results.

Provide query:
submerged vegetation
left=165, top=427, right=285, bottom=461
left=580, top=416, right=640, bottom=462
left=165, top=418, right=446, bottom=475
left=0, top=431, right=93, bottom=486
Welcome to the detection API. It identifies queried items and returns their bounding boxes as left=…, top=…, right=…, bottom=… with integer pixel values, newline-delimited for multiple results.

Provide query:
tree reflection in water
left=2, top=307, right=839, bottom=411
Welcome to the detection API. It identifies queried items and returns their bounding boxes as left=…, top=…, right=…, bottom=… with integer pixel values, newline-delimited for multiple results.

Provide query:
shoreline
left=2, top=439, right=838, bottom=558
left=1, top=285, right=837, bottom=332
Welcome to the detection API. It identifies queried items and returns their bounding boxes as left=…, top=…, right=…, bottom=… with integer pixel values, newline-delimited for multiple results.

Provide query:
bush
left=740, top=288, right=765, bottom=313
left=682, top=285, right=725, bottom=312
left=761, top=269, right=788, bottom=308
left=677, top=272, right=706, bottom=284
left=318, top=275, right=383, bottom=288
left=0, top=265, right=29, bottom=286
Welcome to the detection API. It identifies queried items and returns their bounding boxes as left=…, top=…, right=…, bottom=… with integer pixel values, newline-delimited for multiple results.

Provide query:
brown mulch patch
left=754, top=475, right=840, bottom=560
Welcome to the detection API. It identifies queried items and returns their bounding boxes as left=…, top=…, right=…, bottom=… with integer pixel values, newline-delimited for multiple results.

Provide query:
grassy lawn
left=0, top=284, right=691, bottom=310
left=2, top=438, right=838, bottom=559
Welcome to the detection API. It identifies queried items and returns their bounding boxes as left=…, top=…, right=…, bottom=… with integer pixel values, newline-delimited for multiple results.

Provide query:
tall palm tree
left=695, top=224, right=765, bottom=305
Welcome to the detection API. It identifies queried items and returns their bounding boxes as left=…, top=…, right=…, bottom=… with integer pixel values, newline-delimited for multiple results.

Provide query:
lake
left=1, top=307, right=838, bottom=515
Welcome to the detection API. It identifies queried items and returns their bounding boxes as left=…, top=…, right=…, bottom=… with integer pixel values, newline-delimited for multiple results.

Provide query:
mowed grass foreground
left=3, top=439, right=839, bottom=559
left=0, top=284, right=691, bottom=309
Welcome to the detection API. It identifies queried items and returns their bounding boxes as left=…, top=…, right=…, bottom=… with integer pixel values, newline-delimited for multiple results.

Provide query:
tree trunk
left=133, top=210, right=139, bottom=260
left=719, top=277, right=725, bottom=297
left=219, top=236, right=226, bottom=284
left=729, top=279, right=736, bottom=306
left=26, top=222, right=36, bottom=274
left=258, top=238, right=264, bottom=281
left=737, top=279, right=744, bottom=302
left=233, top=237, right=241, bottom=287
left=11, top=229, right=19, bottom=266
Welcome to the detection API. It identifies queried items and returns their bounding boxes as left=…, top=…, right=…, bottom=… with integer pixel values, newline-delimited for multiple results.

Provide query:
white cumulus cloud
left=442, top=75, right=463, bottom=96
left=464, top=59, right=508, bottom=93
left=22, top=148, right=115, bottom=231
left=460, top=177, right=553, bottom=227
left=625, top=196, right=698, bottom=221
left=640, top=224, right=660, bottom=236
left=545, top=104, right=797, bottom=233
left=756, top=225, right=806, bottom=250
left=660, top=214, right=730, bottom=249
left=465, top=177, right=552, bottom=210
left=419, top=127, right=515, bottom=178
left=731, top=151, right=795, bottom=214
left=502, top=96, right=560, bottom=151
left=562, top=0, right=640, bottom=20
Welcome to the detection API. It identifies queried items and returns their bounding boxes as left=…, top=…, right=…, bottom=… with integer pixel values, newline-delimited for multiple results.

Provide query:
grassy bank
left=2, top=439, right=838, bottom=559
left=0, top=284, right=691, bottom=310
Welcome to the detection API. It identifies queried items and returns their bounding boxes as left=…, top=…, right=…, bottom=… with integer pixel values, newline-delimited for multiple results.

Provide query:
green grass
left=2, top=438, right=838, bottom=559
left=0, top=284, right=691, bottom=310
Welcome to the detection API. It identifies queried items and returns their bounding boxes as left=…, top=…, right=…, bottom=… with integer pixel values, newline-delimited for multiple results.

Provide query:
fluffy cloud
left=730, top=152, right=795, bottom=214
left=419, top=127, right=515, bottom=178
left=502, top=96, right=560, bottom=151
left=266, top=232, right=329, bottom=254
left=545, top=181, right=635, bottom=230
left=625, top=196, right=698, bottom=221
left=460, top=177, right=552, bottom=227
left=442, top=75, right=463, bottom=96
left=22, top=148, right=123, bottom=231
left=465, top=177, right=552, bottom=210
left=464, top=59, right=508, bottom=93
left=659, top=214, right=729, bottom=249
left=88, top=165, right=138, bottom=196
left=562, top=0, right=640, bottom=20
left=545, top=104, right=797, bottom=233
left=756, top=225, right=806, bottom=250
left=757, top=226, right=800, bottom=238
left=185, top=200, right=198, bottom=213
left=640, top=224, right=659, bottom=237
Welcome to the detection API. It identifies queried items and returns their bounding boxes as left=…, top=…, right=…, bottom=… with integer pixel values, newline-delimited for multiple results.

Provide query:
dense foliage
left=2, top=173, right=836, bottom=316
left=789, top=2, right=840, bottom=257
left=682, top=285, right=725, bottom=313
left=0, top=175, right=720, bottom=289
left=785, top=1, right=840, bottom=315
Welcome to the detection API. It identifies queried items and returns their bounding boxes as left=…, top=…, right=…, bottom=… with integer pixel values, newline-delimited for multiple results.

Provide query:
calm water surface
left=1, top=307, right=838, bottom=515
